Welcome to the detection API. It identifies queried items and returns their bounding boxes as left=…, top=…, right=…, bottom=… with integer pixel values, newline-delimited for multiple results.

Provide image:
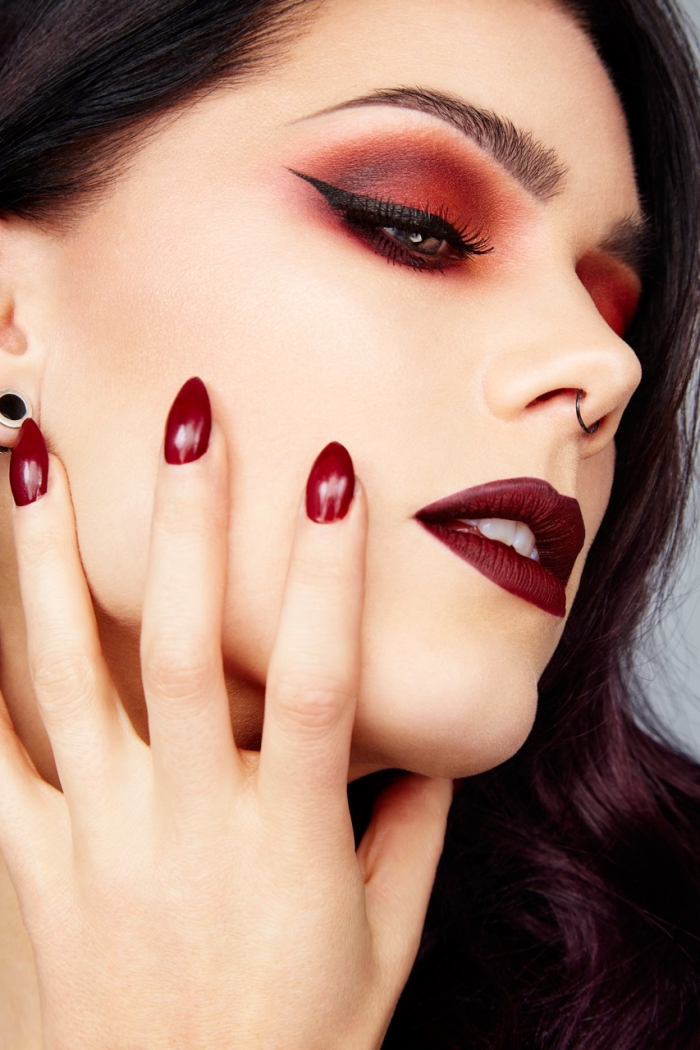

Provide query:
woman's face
left=3, top=0, right=642, bottom=780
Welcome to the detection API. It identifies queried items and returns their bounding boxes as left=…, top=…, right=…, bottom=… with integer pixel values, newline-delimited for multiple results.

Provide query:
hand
left=0, top=381, right=452, bottom=1050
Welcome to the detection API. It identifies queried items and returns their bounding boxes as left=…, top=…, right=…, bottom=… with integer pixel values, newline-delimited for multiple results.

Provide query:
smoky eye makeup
left=288, top=166, right=494, bottom=274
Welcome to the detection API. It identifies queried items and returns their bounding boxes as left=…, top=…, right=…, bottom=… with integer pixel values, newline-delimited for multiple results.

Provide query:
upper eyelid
left=290, top=169, right=442, bottom=224
left=288, top=168, right=488, bottom=253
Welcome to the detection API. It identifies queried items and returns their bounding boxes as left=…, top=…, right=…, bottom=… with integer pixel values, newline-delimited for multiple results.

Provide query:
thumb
left=359, top=774, right=453, bottom=986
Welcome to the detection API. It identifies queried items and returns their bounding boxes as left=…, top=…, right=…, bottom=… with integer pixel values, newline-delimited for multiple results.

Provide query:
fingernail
left=306, top=442, right=354, bottom=523
left=9, top=418, right=48, bottom=506
left=164, top=377, right=211, bottom=465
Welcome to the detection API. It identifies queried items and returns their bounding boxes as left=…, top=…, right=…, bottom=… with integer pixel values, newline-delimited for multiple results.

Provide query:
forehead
left=242, top=0, right=639, bottom=225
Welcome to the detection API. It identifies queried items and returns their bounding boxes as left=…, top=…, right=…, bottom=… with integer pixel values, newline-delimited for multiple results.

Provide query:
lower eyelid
left=351, top=224, right=465, bottom=272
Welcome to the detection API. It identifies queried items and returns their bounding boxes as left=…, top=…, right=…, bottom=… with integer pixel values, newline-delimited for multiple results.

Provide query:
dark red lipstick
left=416, top=478, right=585, bottom=617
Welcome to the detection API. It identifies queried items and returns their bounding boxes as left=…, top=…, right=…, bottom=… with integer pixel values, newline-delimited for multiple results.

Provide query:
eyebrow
left=600, top=215, right=653, bottom=275
left=299, top=86, right=650, bottom=277
left=302, top=86, right=569, bottom=200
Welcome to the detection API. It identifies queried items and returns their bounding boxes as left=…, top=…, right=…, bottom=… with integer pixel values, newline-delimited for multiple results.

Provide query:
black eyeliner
left=289, top=169, right=492, bottom=256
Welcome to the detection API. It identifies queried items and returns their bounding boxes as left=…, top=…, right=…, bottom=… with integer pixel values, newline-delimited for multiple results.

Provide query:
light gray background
left=637, top=0, right=700, bottom=757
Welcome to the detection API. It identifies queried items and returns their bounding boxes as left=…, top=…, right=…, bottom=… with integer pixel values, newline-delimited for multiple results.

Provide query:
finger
left=359, top=775, right=452, bottom=984
left=12, top=423, right=129, bottom=809
left=140, top=379, right=241, bottom=810
left=258, top=442, right=365, bottom=836
left=0, top=687, right=71, bottom=907
left=0, top=686, right=53, bottom=846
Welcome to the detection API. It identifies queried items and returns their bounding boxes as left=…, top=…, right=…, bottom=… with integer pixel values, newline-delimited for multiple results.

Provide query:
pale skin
left=0, top=0, right=643, bottom=1045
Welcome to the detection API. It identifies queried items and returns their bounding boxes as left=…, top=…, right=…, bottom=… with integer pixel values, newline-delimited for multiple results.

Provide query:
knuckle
left=31, top=649, right=97, bottom=721
left=18, top=527, right=64, bottom=573
left=152, top=493, right=213, bottom=542
left=291, top=547, right=348, bottom=591
left=142, top=639, right=214, bottom=705
left=272, top=671, right=355, bottom=732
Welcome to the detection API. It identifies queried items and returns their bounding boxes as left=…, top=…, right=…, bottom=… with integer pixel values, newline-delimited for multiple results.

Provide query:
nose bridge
left=481, top=269, right=642, bottom=431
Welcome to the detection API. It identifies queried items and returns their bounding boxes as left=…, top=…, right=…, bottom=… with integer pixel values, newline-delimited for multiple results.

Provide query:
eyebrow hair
left=600, top=215, right=653, bottom=274
left=307, top=86, right=569, bottom=200
left=301, top=86, right=649, bottom=278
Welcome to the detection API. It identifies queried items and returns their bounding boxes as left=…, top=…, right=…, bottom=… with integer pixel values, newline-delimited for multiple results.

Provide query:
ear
left=0, top=218, right=43, bottom=451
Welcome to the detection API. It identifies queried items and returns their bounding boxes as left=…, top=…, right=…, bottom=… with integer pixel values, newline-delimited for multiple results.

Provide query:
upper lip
left=415, top=477, right=585, bottom=586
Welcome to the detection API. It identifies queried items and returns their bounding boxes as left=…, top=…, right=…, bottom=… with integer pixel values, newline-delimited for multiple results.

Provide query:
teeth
left=459, top=517, right=540, bottom=562
left=477, top=518, right=517, bottom=546
left=513, top=521, right=537, bottom=558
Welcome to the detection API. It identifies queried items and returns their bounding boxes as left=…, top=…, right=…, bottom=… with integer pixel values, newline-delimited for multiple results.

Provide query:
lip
left=415, top=477, right=585, bottom=617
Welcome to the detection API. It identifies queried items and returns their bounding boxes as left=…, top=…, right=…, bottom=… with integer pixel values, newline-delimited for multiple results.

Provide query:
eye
left=382, top=227, right=458, bottom=258
left=291, top=169, right=492, bottom=273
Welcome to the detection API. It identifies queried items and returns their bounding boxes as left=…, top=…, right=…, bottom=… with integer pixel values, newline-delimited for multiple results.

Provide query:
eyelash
left=291, top=170, right=493, bottom=274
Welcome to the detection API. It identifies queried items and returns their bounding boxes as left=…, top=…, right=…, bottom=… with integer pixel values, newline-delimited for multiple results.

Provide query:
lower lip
left=419, top=522, right=567, bottom=617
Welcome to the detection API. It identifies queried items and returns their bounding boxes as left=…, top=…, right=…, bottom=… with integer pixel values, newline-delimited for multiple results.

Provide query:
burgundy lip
left=415, top=477, right=585, bottom=618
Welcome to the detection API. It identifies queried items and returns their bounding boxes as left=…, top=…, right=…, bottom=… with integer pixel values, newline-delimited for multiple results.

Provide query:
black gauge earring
left=0, top=390, right=31, bottom=452
left=576, top=390, right=599, bottom=434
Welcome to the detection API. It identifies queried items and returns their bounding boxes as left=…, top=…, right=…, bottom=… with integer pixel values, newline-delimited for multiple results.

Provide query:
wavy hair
left=1, top=0, right=699, bottom=1045
left=381, top=2, right=700, bottom=1046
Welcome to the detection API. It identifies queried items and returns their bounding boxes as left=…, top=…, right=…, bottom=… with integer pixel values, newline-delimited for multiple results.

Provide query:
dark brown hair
left=1, top=0, right=699, bottom=1045
left=384, top=3, right=700, bottom=1045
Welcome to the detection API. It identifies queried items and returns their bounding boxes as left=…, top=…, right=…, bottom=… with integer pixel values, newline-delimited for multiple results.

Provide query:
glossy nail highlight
left=164, top=377, right=211, bottom=465
left=306, top=442, right=354, bottom=523
left=10, top=418, right=48, bottom=506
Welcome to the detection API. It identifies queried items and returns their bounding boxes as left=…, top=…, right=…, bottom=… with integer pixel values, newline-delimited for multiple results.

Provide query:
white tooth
left=512, top=520, right=536, bottom=558
left=472, top=517, right=541, bottom=562
left=477, top=518, right=517, bottom=545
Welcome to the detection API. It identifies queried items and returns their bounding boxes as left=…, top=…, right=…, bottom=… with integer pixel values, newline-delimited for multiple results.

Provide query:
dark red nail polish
left=164, top=377, right=211, bottom=465
left=9, top=418, right=48, bottom=506
left=306, top=442, right=355, bottom=523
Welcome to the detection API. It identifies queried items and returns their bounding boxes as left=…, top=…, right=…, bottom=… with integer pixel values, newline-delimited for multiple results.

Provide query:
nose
left=481, top=269, right=642, bottom=453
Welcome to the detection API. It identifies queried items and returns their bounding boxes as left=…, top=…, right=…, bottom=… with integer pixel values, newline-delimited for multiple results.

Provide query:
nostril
left=526, top=387, right=576, bottom=408
left=525, top=388, right=604, bottom=432
left=575, top=389, right=600, bottom=434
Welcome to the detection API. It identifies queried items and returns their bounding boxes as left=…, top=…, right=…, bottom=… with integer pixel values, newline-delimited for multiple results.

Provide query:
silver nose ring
left=576, top=390, right=599, bottom=434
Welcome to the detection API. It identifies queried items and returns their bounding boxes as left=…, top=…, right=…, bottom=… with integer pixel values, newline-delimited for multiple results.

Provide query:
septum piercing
left=576, top=390, right=599, bottom=434
left=0, top=389, right=31, bottom=453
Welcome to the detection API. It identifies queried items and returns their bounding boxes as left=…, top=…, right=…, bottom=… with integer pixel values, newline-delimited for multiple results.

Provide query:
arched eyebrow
left=299, top=86, right=568, bottom=200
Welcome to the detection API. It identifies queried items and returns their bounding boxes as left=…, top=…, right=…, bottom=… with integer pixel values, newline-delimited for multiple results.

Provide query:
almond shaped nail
left=306, top=442, right=355, bottom=523
left=9, top=418, right=48, bottom=506
left=164, top=377, right=212, bottom=465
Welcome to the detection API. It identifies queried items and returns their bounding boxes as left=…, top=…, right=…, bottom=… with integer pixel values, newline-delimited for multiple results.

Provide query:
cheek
left=578, top=441, right=616, bottom=552
left=576, top=253, right=640, bottom=337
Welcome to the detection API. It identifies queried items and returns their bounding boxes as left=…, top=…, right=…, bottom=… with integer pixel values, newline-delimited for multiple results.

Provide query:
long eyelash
left=290, top=170, right=493, bottom=273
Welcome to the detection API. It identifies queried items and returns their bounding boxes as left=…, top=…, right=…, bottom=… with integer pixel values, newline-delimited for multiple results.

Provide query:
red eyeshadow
left=576, top=252, right=641, bottom=337
left=287, top=128, right=526, bottom=243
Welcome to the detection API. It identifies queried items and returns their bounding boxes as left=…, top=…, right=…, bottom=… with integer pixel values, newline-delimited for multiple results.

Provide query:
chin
left=350, top=629, right=541, bottom=780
